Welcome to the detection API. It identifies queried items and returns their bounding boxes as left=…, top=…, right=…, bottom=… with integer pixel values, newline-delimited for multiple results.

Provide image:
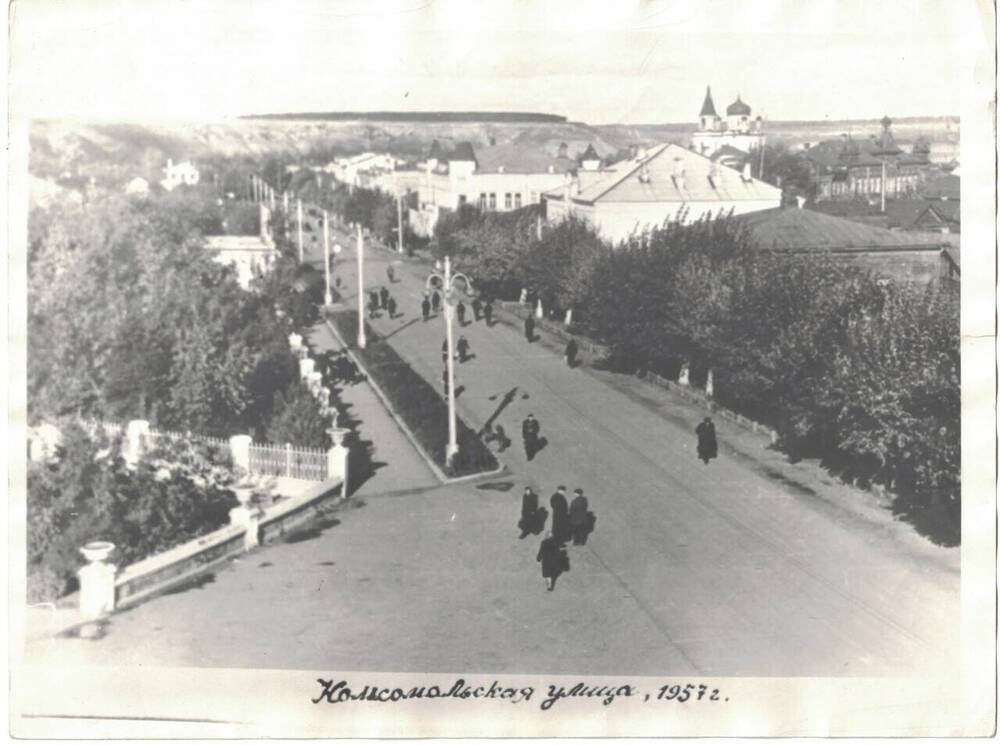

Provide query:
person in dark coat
left=421, top=296, right=431, bottom=321
left=369, top=290, right=379, bottom=311
left=471, top=297, right=482, bottom=321
left=441, top=339, right=450, bottom=364
left=441, top=368, right=451, bottom=396
left=431, top=290, right=442, bottom=312
left=536, top=532, right=568, bottom=591
left=456, top=301, right=467, bottom=325
left=564, top=338, right=579, bottom=368
left=494, top=424, right=509, bottom=452
left=518, top=486, right=540, bottom=539
left=524, top=314, right=535, bottom=342
left=569, top=488, right=592, bottom=545
left=367, top=297, right=378, bottom=319
left=522, top=413, right=541, bottom=461
left=549, top=485, right=570, bottom=543
left=379, top=286, right=390, bottom=309
left=386, top=296, right=397, bottom=319
left=456, top=335, right=470, bottom=362
left=483, top=300, right=494, bottom=326
left=696, top=416, right=718, bottom=464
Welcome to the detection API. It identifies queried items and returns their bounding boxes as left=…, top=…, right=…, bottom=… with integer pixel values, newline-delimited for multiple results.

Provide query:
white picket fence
left=247, top=442, right=328, bottom=481
left=67, top=420, right=329, bottom=482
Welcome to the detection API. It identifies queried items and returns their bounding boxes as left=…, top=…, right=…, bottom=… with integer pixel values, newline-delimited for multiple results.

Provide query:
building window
left=458, top=194, right=467, bottom=206
left=514, top=192, right=522, bottom=209
left=489, top=193, right=497, bottom=210
left=479, top=193, right=487, bottom=209
left=504, top=192, right=512, bottom=209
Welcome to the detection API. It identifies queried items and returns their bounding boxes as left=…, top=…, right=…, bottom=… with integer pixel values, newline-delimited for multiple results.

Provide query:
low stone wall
left=111, top=477, right=344, bottom=612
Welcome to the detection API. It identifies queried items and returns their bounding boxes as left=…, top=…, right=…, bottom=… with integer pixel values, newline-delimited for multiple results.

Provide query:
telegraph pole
left=323, top=211, right=332, bottom=306
left=356, top=224, right=367, bottom=349
left=296, top=199, right=304, bottom=263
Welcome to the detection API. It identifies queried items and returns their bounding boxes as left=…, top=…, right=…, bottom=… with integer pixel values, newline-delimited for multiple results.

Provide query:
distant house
left=408, top=140, right=588, bottom=236
left=161, top=159, right=200, bottom=191
left=940, top=245, right=960, bottom=284
left=544, top=143, right=782, bottom=243
left=804, top=118, right=932, bottom=200
left=731, top=206, right=950, bottom=284
left=124, top=176, right=150, bottom=196
left=203, top=204, right=277, bottom=290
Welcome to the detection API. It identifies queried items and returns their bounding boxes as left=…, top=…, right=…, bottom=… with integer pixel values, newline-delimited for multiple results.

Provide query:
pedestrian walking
left=696, top=416, right=718, bottom=465
left=550, top=486, right=570, bottom=543
left=483, top=300, right=494, bottom=326
left=421, top=296, right=431, bottom=322
left=431, top=290, right=441, bottom=312
left=456, top=300, right=467, bottom=325
left=441, top=339, right=450, bottom=364
left=518, top=487, right=546, bottom=539
left=494, top=424, right=509, bottom=452
left=564, top=338, right=579, bottom=368
left=379, top=286, right=390, bottom=309
left=522, top=413, right=541, bottom=461
left=367, top=297, right=378, bottom=319
left=386, top=296, right=397, bottom=319
left=471, top=297, right=482, bottom=321
left=456, top=335, right=470, bottom=362
left=386, top=265, right=395, bottom=283
left=569, top=488, right=593, bottom=545
left=368, top=290, right=379, bottom=314
left=524, top=314, right=535, bottom=343
left=441, top=367, right=451, bottom=396
left=536, top=532, right=568, bottom=591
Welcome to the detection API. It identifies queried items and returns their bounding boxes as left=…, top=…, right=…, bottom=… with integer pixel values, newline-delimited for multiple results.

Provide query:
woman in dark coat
left=549, top=486, right=570, bottom=543
left=696, top=416, right=718, bottom=464
left=569, top=488, right=590, bottom=545
left=524, top=315, right=535, bottom=342
left=536, top=533, right=567, bottom=591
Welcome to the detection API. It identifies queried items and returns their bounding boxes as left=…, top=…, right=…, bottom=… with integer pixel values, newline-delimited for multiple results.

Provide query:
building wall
left=828, top=249, right=944, bottom=284
left=691, top=131, right=764, bottom=157
left=548, top=196, right=780, bottom=244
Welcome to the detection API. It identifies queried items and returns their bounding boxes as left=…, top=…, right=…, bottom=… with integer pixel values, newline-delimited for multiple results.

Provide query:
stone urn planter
left=80, top=541, right=115, bottom=563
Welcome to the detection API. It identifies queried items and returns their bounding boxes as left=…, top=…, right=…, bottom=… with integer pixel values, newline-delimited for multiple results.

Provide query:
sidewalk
left=306, top=319, right=439, bottom=497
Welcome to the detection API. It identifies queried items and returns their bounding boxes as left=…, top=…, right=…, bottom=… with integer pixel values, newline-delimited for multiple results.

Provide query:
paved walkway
left=24, top=216, right=960, bottom=677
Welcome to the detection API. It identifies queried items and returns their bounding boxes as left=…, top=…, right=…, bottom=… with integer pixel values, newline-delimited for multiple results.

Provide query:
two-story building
left=543, top=143, right=782, bottom=244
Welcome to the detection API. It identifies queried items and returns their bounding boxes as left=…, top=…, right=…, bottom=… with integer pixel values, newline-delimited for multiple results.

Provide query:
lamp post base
left=446, top=442, right=459, bottom=464
left=324, top=292, right=333, bottom=306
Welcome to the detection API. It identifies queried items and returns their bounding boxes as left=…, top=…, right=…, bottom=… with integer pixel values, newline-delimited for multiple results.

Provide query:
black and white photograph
left=7, top=0, right=996, bottom=738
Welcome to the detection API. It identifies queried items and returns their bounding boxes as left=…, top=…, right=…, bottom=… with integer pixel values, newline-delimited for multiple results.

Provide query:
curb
left=323, top=317, right=505, bottom=486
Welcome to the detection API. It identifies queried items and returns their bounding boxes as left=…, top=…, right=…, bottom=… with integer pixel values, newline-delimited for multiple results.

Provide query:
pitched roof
left=733, top=207, right=945, bottom=253
left=580, top=144, right=600, bottom=161
left=450, top=141, right=477, bottom=163
left=471, top=142, right=576, bottom=174
left=942, top=245, right=960, bottom=269
left=710, top=144, right=752, bottom=168
left=699, top=86, right=718, bottom=117
left=565, top=143, right=781, bottom=205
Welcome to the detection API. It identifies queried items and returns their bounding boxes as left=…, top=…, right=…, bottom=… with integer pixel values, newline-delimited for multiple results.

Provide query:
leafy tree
left=265, top=380, right=330, bottom=448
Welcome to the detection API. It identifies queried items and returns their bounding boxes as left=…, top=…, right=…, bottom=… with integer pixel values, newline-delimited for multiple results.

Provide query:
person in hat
left=549, top=485, right=570, bottom=543
left=518, top=486, right=542, bottom=539
left=522, top=413, right=541, bottom=461
left=696, top=416, right=718, bottom=465
left=536, top=531, right=568, bottom=591
left=569, top=488, right=592, bottom=545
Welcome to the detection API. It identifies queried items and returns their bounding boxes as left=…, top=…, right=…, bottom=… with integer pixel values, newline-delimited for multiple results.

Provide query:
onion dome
left=726, top=95, right=751, bottom=116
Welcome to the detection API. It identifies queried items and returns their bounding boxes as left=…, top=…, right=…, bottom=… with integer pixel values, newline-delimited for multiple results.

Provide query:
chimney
left=558, top=142, right=568, bottom=159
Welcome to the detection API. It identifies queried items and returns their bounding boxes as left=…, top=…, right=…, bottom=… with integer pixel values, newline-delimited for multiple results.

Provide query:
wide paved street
left=25, top=222, right=960, bottom=677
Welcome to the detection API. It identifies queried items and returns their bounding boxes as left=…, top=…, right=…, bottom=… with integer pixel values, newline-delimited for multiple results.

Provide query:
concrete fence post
left=285, top=443, right=293, bottom=477
left=78, top=542, right=117, bottom=620
left=535, top=299, right=544, bottom=319
left=229, top=482, right=262, bottom=550
left=327, top=428, right=350, bottom=492
left=678, top=363, right=690, bottom=387
left=124, top=419, right=151, bottom=466
left=706, top=369, right=715, bottom=398
left=564, top=308, right=573, bottom=326
left=229, top=434, right=252, bottom=473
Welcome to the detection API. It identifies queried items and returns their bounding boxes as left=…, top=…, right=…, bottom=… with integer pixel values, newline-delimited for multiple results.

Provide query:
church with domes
left=691, top=86, right=765, bottom=158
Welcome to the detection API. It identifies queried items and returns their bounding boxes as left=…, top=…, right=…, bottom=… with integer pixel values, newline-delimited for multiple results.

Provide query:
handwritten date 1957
left=655, top=683, right=725, bottom=702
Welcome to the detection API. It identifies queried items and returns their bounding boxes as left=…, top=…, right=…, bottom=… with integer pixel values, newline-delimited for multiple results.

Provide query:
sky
left=9, top=0, right=973, bottom=125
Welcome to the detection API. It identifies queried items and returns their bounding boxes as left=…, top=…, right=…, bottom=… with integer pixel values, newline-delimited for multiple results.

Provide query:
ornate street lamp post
left=425, top=256, right=474, bottom=464
left=323, top=210, right=342, bottom=307
left=356, top=224, right=367, bottom=349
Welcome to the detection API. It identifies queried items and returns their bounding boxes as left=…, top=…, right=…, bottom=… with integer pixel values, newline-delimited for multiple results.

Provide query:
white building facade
left=160, top=159, right=200, bottom=191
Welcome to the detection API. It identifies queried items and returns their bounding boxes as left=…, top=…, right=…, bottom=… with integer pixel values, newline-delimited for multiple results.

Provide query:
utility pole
left=356, top=224, right=367, bottom=349
left=396, top=185, right=405, bottom=254
left=296, top=199, right=304, bottom=263
left=323, top=210, right=332, bottom=306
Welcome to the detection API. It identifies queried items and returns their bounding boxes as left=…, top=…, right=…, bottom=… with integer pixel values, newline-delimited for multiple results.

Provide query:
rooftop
left=733, top=207, right=946, bottom=253
left=472, top=142, right=577, bottom=174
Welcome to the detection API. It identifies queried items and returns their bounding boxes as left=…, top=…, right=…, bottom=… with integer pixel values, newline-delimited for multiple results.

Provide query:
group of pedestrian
left=520, top=485, right=596, bottom=591
left=369, top=286, right=398, bottom=320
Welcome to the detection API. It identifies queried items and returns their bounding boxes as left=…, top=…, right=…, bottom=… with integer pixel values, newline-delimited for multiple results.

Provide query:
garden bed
left=327, top=309, right=499, bottom=479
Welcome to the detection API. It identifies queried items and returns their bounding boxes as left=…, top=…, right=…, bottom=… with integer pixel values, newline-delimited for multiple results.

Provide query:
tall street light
left=356, top=224, right=367, bottom=349
left=395, top=173, right=405, bottom=255
left=425, top=256, right=473, bottom=464
left=296, top=198, right=304, bottom=263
